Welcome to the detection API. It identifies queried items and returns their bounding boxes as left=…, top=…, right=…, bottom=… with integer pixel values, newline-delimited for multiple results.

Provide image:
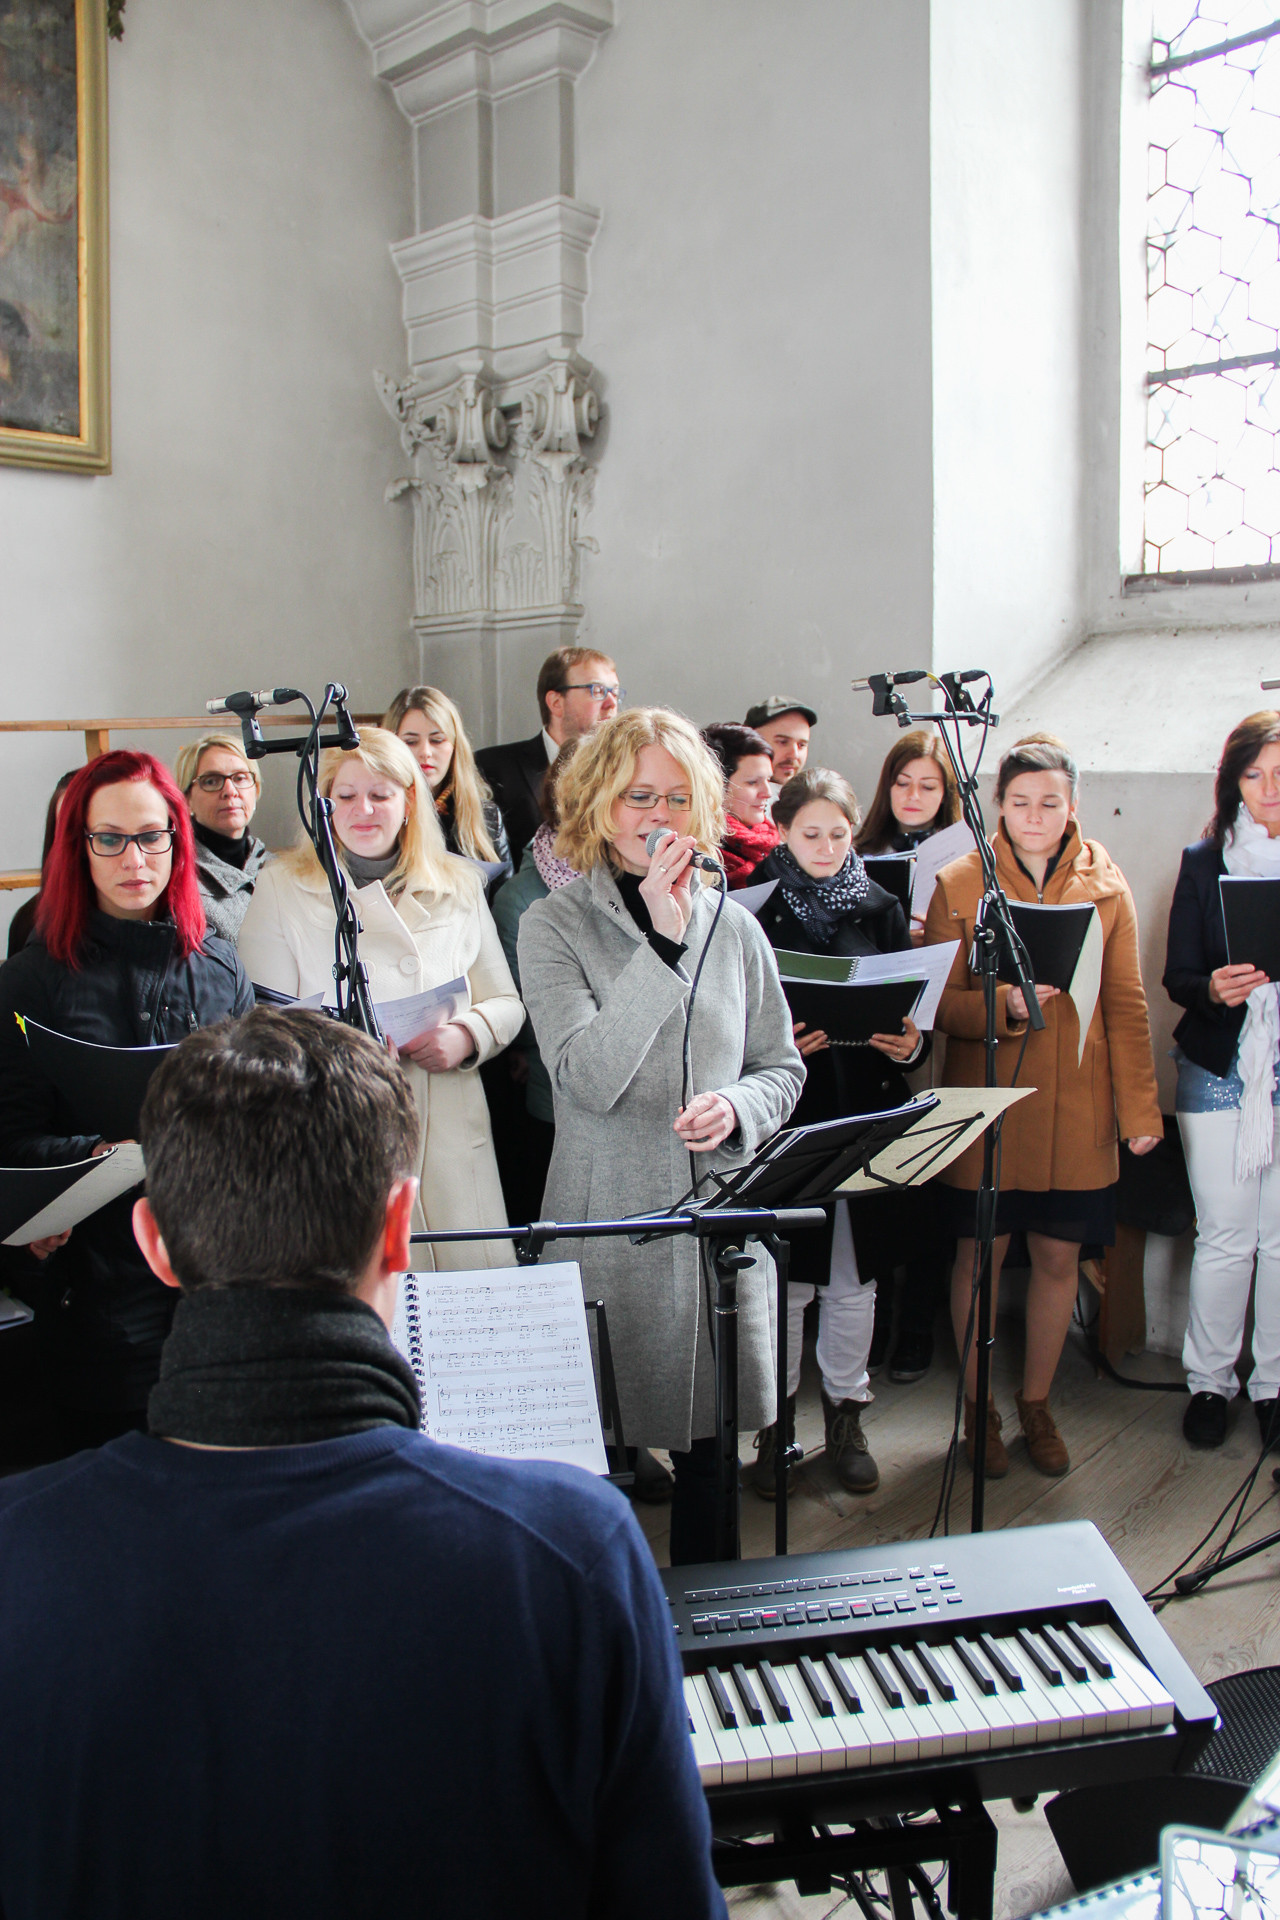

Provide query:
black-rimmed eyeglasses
left=192, top=771, right=255, bottom=793
left=85, top=829, right=176, bottom=858
left=561, top=682, right=624, bottom=702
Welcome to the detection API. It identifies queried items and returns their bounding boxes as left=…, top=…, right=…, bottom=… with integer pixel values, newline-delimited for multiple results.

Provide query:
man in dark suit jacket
left=477, top=645, right=621, bottom=866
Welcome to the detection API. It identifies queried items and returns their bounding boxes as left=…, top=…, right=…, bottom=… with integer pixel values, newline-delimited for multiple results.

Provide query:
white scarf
left=1223, top=814, right=1280, bottom=1180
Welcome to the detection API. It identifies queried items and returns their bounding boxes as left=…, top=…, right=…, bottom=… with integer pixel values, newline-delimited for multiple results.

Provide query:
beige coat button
left=399, top=955, right=417, bottom=975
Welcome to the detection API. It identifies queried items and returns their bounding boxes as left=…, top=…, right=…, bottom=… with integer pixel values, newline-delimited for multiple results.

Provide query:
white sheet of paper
left=373, top=977, right=468, bottom=1049
left=730, top=878, right=779, bottom=917
left=390, top=1261, right=608, bottom=1475
left=837, top=1085, right=1034, bottom=1193
left=1069, top=905, right=1104, bottom=1066
left=845, top=939, right=959, bottom=1031
left=4, top=1143, right=147, bottom=1245
left=910, top=821, right=977, bottom=920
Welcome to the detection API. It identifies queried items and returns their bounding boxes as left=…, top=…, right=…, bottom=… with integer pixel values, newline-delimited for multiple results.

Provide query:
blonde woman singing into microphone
left=517, top=709, right=803, bottom=1564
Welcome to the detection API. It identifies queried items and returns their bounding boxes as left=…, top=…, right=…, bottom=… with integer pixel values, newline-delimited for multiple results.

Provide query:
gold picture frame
left=0, top=0, right=110, bottom=474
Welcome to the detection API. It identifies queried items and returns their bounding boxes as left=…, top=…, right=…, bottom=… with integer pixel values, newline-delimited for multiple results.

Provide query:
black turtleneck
left=1011, top=838, right=1066, bottom=897
left=616, top=871, right=688, bottom=970
left=194, top=819, right=251, bottom=871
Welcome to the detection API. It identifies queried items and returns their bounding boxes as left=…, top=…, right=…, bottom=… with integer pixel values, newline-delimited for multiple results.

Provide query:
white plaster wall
left=930, top=0, right=1088, bottom=708
left=0, top=0, right=413, bottom=936
left=574, top=0, right=934, bottom=780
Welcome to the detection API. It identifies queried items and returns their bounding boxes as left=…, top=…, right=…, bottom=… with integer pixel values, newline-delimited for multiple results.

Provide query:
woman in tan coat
left=238, top=729, right=523, bottom=1271
left=923, top=734, right=1161, bottom=1476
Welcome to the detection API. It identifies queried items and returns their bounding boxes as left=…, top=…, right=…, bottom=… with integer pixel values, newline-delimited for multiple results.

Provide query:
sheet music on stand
left=391, top=1262, right=608, bottom=1476
left=837, top=1085, right=1034, bottom=1194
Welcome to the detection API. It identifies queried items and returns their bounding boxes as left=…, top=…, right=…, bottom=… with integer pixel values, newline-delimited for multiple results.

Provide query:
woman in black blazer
left=748, top=767, right=922, bottom=1498
left=1165, top=710, right=1280, bottom=1451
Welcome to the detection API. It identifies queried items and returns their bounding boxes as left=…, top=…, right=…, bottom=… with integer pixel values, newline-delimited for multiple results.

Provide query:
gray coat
left=194, top=834, right=270, bottom=944
left=518, top=864, right=804, bottom=1451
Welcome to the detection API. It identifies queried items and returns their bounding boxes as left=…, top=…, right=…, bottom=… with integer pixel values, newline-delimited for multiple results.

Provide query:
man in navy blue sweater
left=0, top=1008, right=725, bottom=1920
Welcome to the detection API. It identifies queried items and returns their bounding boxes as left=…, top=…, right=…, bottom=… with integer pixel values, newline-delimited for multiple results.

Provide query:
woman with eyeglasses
left=0, top=751, right=253, bottom=1451
left=239, top=729, right=523, bottom=1273
left=383, top=686, right=512, bottom=890
left=517, top=709, right=803, bottom=1564
left=173, top=732, right=270, bottom=942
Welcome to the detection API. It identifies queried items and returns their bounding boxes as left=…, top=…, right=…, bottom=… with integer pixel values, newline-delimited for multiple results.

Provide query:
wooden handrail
left=0, top=713, right=381, bottom=759
left=0, top=712, right=382, bottom=892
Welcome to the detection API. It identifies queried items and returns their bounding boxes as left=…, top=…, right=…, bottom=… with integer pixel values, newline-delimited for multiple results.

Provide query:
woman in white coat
left=238, top=728, right=523, bottom=1270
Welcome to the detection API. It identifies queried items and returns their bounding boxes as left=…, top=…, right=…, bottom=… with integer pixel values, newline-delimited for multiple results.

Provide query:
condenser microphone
left=850, top=670, right=929, bottom=694
left=645, top=827, right=725, bottom=875
left=206, top=687, right=302, bottom=716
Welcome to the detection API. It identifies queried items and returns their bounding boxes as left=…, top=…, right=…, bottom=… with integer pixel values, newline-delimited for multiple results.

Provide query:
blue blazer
left=1163, top=839, right=1245, bottom=1078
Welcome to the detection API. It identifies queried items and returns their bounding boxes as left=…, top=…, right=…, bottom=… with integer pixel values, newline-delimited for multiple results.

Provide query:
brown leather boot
left=1016, top=1391, right=1069, bottom=1477
left=963, top=1394, right=1008, bottom=1478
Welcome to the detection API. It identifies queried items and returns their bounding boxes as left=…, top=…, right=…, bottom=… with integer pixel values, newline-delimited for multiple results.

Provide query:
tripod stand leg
left=763, top=1230, right=793, bottom=1559
left=712, top=1243, right=744, bottom=1562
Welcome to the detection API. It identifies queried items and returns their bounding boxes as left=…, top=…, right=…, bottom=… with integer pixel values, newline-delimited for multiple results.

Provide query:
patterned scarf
left=530, top=823, right=580, bottom=893
left=767, top=842, right=871, bottom=944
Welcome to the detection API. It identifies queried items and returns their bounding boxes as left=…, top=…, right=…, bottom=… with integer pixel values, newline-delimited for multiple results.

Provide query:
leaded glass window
left=1144, top=5, right=1280, bottom=576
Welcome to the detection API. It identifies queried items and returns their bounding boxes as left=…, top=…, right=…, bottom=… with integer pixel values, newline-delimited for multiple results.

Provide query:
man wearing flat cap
left=744, top=697, right=816, bottom=795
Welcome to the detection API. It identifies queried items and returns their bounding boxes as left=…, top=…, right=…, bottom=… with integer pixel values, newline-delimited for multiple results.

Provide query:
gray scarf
left=148, top=1286, right=421, bottom=1446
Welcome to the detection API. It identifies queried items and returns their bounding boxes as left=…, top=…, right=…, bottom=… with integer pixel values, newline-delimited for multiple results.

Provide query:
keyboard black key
left=888, top=1646, right=930, bottom=1706
left=863, top=1647, right=904, bottom=1710
left=799, top=1654, right=835, bottom=1717
left=1040, top=1625, right=1088, bottom=1684
left=730, top=1662, right=765, bottom=1726
left=952, top=1638, right=997, bottom=1695
left=705, top=1667, right=738, bottom=1729
left=757, top=1660, right=792, bottom=1722
left=1064, top=1621, right=1114, bottom=1679
left=1015, top=1627, right=1062, bottom=1687
left=915, top=1643, right=957, bottom=1702
left=823, top=1651, right=861, bottom=1714
left=978, top=1633, right=1024, bottom=1692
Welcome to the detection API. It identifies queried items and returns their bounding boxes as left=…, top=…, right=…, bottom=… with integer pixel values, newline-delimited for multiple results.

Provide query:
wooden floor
left=633, top=1298, right=1280, bottom=1920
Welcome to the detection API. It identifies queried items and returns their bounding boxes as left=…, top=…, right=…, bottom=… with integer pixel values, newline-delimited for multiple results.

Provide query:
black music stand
left=681, top=1095, right=945, bottom=1556
left=409, top=1093, right=1006, bottom=1565
left=409, top=1202, right=827, bottom=1563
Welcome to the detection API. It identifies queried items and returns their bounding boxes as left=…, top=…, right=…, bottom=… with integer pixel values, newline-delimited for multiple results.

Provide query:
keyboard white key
left=772, top=1661, right=849, bottom=1774
left=730, top=1664, right=799, bottom=1780
left=688, top=1672, right=750, bottom=1784
left=1091, top=1625, right=1177, bottom=1728
left=683, top=1676, right=723, bottom=1785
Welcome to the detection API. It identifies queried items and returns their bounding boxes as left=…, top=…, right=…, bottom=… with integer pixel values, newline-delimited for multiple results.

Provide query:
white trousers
left=1179, top=1108, right=1280, bottom=1401
left=769, top=1199, right=876, bottom=1406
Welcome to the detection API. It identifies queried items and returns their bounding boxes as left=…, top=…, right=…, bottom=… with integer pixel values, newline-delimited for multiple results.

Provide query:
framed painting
left=0, top=0, right=109, bottom=473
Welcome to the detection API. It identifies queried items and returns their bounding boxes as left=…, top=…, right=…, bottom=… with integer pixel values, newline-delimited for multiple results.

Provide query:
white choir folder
left=391, top=1261, right=609, bottom=1477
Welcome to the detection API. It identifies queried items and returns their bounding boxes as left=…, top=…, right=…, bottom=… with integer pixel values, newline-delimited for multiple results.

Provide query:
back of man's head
left=140, top=1009, right=420, bottom=1291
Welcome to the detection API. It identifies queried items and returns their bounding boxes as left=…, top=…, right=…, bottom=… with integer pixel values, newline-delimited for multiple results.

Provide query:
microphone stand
left=215, top=682, right=383, bottom=1042
left=854, top=669, right=1042, bottom=1532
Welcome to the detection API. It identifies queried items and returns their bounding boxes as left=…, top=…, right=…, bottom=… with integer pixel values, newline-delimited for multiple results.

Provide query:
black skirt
left=938, top=1183, right=1117, bottom=1248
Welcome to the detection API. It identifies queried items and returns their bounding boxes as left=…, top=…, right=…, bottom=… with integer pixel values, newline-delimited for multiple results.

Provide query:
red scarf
left=722, top=814, right=780, bottom=886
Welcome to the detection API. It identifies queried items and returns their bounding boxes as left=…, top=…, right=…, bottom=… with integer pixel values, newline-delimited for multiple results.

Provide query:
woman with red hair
left=0, top=751, right=252, bottom=1450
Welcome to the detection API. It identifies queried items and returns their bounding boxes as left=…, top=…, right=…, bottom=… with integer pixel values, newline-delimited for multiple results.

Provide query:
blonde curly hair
left=555, top=708, right=726, bottom=873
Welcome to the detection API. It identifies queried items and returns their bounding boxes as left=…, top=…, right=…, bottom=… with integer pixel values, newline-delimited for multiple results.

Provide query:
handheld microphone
left=206, top=687, right=302, bottom=716
left=645, top=827, right=725, bottom=875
